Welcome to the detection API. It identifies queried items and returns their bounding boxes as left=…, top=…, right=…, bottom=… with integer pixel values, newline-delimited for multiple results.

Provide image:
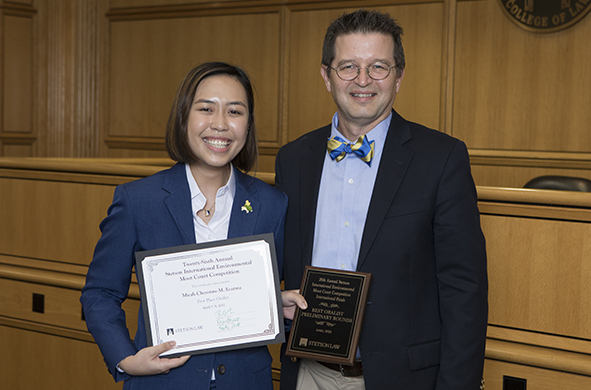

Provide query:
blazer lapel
left=228, top=168, right=259, bottom=239
left=162, top=163, right=196, bottom=245
left=357, top=112, right=414, bottom=270
left=299, top=126, right=331, bottom=266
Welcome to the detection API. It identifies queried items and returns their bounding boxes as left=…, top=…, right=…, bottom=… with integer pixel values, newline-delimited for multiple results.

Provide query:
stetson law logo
left=499, top=0, right=591, bottom=32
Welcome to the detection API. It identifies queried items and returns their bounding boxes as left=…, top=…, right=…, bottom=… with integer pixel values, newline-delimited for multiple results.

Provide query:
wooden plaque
left=286, top=266, right=371, bottom=365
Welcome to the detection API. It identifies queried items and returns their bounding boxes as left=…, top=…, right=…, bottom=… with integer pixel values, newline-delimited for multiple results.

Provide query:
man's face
left=321, top=33, right=404, bottom=141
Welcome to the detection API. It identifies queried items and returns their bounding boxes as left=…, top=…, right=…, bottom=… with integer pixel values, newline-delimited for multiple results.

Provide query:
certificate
left=135, top=233, right=284, bottom=358
left=285, top=266, right=371, bottom=365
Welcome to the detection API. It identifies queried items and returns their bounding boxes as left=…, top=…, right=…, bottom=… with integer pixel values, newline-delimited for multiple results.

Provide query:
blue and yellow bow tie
left=327, top=135, right=375, bottom=166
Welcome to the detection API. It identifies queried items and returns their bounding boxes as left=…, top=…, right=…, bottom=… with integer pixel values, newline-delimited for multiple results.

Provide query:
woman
left=81, top=62, right=305, bottom=390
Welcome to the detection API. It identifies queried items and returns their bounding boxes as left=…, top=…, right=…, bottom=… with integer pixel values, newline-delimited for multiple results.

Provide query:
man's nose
left=355, top=68, right=372, bottom=86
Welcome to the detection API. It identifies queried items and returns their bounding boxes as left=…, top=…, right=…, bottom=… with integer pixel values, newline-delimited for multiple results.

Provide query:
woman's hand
left=281, top=290, right=307, bottom=320
left=118, top=341, right=190, bottom=376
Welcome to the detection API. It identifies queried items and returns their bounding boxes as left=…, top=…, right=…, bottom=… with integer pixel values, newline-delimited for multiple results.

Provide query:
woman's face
left=187, top=75, right=249, bottom=170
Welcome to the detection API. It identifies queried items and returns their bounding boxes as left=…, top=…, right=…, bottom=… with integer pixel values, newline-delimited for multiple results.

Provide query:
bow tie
left=327, top=135, right=375, bottom=166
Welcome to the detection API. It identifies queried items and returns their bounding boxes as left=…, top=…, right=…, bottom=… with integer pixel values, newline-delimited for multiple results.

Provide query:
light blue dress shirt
left=311, top=112, right=391, bottom=271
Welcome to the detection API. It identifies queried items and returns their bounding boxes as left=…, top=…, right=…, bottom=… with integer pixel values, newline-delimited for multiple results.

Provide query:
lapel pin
left=241, top=200, right=253, bottom=213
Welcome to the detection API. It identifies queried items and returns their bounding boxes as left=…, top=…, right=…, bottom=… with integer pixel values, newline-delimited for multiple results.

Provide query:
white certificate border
left=135, top=233, right=284, bottom=358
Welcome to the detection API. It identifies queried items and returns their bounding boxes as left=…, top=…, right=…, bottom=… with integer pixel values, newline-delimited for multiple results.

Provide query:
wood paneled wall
left=2, top=0, right=591, bottom=185
left=0, top=0, right=35, bottom=156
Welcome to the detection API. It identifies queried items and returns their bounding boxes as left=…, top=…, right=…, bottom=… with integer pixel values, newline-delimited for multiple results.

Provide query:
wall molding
left=470, top=149, right=591, bottom=169
left=0, top=2, right=36, bottom=17
left=0, top=132, right=35, bottom=145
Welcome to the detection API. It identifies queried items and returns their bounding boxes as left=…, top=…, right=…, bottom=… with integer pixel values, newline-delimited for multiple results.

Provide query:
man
left=275, top=9, right=488, bottom=390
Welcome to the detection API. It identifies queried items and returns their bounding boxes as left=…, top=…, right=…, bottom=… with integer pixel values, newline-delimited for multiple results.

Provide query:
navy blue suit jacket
left=81, top=163, right=288, bottom=390
left=275, top=110, right=488, bottom=390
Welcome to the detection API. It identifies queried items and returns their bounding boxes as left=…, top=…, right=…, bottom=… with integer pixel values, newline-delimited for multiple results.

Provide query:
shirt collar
left=330, top=111, right=392, bottom=157
left=185, top=163, right=236, bottom=201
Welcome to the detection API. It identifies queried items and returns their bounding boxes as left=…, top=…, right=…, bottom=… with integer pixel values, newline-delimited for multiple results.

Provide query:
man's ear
left=395, top=68, right=405, bottom=93
left=320, top=65, right=332, bottom=93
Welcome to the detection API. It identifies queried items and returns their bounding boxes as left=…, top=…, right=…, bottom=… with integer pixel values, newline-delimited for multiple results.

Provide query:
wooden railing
left=1, top=158, right=590, bottom=389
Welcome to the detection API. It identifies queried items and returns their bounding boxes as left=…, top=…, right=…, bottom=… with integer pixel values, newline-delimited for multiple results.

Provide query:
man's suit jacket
left=275, top=110, right=488, bottom=390
left=81, top=163, right=287, bottom=390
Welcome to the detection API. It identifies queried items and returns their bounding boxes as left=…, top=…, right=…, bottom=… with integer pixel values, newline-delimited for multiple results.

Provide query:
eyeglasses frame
left=328, top=63, right=397, bottom=81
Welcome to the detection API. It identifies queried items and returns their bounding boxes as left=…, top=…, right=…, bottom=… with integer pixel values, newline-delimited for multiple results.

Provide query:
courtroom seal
left=498, top=0, right=591, bottom=33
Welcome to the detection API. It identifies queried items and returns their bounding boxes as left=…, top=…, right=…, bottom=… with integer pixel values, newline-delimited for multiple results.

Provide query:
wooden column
left=35, top=0, right=105, bottom=157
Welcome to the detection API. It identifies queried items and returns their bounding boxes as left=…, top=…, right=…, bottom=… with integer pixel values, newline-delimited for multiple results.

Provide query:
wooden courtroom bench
left=478, top=186, right=591, bottom=389
left=1, top=158, right=590, bottom=389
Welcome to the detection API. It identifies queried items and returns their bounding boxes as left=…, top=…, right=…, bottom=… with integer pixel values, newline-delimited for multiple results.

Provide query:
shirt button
left=344, top=221, right=349, bottom=227
left=348, top=178, right=354, bottom=184
left=217, top=365, right=226, bottom=375
left=341, top=264, right=346, bottom=269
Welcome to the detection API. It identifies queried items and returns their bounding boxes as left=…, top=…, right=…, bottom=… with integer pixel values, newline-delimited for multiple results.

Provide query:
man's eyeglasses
left=329, top=63, right=396, bottom=81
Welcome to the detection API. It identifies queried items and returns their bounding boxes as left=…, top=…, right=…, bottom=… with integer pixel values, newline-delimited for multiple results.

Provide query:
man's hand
left=282, top=289, right=307, bottom=320
left=118, top=341, right=190, bottom=376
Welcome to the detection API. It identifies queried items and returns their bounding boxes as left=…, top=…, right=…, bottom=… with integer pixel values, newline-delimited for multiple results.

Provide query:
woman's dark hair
left=165, top=62, right=258, bottom=172
left=322, top=9, right=405, bottom=79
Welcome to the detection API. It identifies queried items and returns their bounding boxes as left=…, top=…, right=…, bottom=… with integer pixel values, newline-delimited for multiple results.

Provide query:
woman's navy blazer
left=81, top=163, right=287, bottom=390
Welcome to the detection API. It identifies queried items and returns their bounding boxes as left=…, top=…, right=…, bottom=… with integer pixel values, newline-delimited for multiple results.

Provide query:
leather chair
left=523, top=175, right=591, bottom=192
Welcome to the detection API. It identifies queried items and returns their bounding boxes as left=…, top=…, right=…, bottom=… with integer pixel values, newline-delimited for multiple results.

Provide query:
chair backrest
left=523, top=175, right=591, bottom=192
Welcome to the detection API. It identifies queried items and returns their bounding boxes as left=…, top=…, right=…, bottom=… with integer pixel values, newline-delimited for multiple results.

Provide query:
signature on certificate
left=216, top=307, right=241, bottom=331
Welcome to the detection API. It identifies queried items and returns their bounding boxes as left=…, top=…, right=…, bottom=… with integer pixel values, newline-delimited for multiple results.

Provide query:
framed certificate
left=135, top=233, right=284, bottom=358
left=285, top=266, right=371, bottom=365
